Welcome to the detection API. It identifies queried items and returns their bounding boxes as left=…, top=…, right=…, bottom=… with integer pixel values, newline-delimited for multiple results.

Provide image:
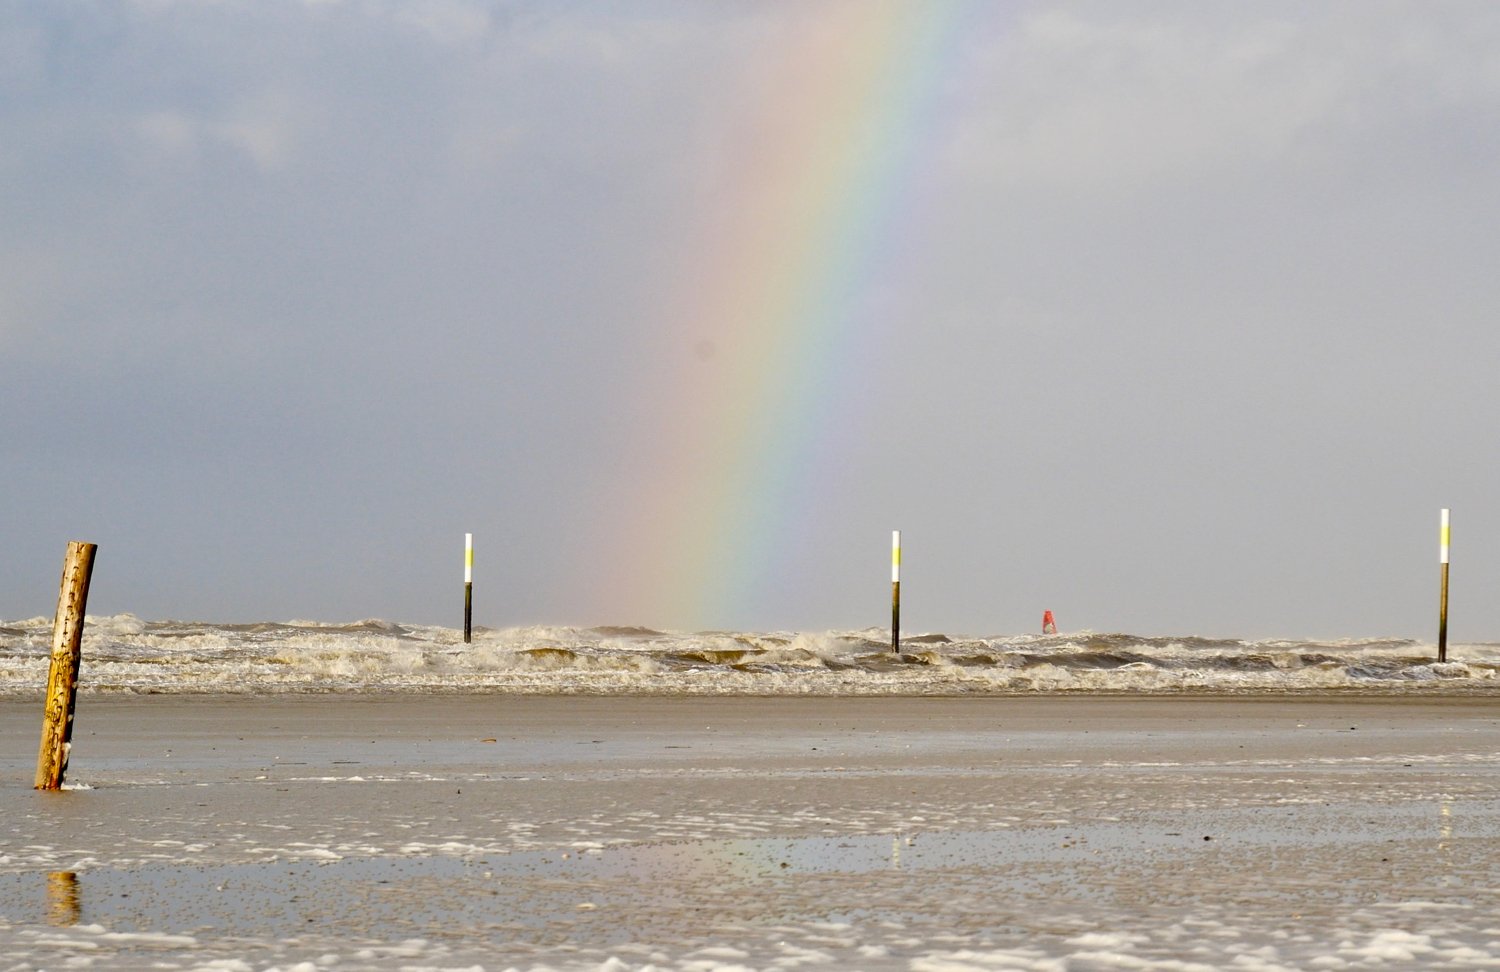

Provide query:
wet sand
left=3, top=695, right=1500, bottom=970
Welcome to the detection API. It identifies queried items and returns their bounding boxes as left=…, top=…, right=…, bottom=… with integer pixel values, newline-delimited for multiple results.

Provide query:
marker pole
left=464, top=533, right=473, bottom=645
left=1438, top=509, right=1449, bottom=663
left=891, top=530, right=901, bottom=654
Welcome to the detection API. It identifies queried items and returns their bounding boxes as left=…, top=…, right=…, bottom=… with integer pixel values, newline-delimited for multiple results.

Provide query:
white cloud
left=946, top=5, right=1500, bottom=196
left=389, top=0, right=496, bottom=46
left=214, top=92, right=305, bottom=171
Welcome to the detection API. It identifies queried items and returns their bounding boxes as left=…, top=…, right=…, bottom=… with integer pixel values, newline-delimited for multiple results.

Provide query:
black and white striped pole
left=464, top=532, right=474, bottom=645
left=1438, top=509, right=1450, bottom=663
left=891, top=530, right=901, bottom=654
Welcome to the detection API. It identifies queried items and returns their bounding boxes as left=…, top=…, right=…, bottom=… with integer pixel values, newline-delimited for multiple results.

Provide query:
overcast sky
left=4, top=1, right=1499, bottom=639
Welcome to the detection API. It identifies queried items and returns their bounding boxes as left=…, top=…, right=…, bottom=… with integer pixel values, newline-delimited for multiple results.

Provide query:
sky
left=4, top=0, right=1500, bottom=640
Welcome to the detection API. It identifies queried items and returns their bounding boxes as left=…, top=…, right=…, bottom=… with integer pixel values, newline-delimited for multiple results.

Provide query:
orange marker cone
left=1042, top=610, right=1056, bottom=635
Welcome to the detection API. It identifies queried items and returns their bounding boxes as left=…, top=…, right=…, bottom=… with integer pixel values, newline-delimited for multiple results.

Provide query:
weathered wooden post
left=463, top=532, right=473, bottom=644
left=35, top=541, right=97, bottom=791
left=1438, top=508, right=1450, bottom=663
left=891, top=530, right=901, bottom=654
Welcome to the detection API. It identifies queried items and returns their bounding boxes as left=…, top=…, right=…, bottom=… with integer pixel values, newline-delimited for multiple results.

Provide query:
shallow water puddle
left=5, top=798, right=1498, bottom=940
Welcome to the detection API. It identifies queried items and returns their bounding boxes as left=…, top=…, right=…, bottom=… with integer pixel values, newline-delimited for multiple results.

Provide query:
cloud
left=4, top=1, right=1499, bottom=633
left=944, top=4, right=1500, bottom=196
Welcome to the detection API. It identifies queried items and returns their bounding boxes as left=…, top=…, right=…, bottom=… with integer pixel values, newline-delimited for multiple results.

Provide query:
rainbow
left=607, top=3, right=983, bottom=630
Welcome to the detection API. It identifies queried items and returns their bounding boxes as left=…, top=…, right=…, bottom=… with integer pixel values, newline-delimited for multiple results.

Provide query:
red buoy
left=1042, top=610, right=1056, bottom=635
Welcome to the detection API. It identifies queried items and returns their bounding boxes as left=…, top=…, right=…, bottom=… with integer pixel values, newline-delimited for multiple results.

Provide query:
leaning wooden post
left=891, top=530, right=901, bottom=654
left=35, top=541, right=97, bottom=791
left=463, top=532, right=474, bottom=644
left=1438, top=509, right=1450, bottom=664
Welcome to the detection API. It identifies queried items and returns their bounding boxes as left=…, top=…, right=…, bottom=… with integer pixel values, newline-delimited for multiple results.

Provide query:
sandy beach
left=3, top=694, right=1500, bottom=970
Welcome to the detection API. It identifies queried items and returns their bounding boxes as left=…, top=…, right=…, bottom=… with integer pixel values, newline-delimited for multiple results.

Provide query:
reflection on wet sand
left=46, top=871, right=79, bottom=926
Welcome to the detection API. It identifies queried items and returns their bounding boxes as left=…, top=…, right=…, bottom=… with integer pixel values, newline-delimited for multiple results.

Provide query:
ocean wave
left=0, top=616, right=1494, bottom=697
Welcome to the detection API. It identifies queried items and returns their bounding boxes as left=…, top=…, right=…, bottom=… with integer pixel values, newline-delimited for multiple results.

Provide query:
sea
left=2, top=613, right=1496, bottom=696
left=6, top=616, right=1500, bottom=970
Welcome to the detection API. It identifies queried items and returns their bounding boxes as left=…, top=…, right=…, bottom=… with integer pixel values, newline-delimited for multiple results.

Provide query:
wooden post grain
left=35, top=541, right=97, bottom=791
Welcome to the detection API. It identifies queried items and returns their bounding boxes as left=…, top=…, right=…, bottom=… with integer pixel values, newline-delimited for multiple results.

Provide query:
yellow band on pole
left=891, top=530, right=901, bottom=583
left=1440, top=509, right=1450, bottom=565
left=465, top=533, right=474, bottom=582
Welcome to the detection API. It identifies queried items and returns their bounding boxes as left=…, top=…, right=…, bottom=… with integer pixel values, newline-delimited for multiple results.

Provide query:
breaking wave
left=0, top=615, right=1494, bottom=696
